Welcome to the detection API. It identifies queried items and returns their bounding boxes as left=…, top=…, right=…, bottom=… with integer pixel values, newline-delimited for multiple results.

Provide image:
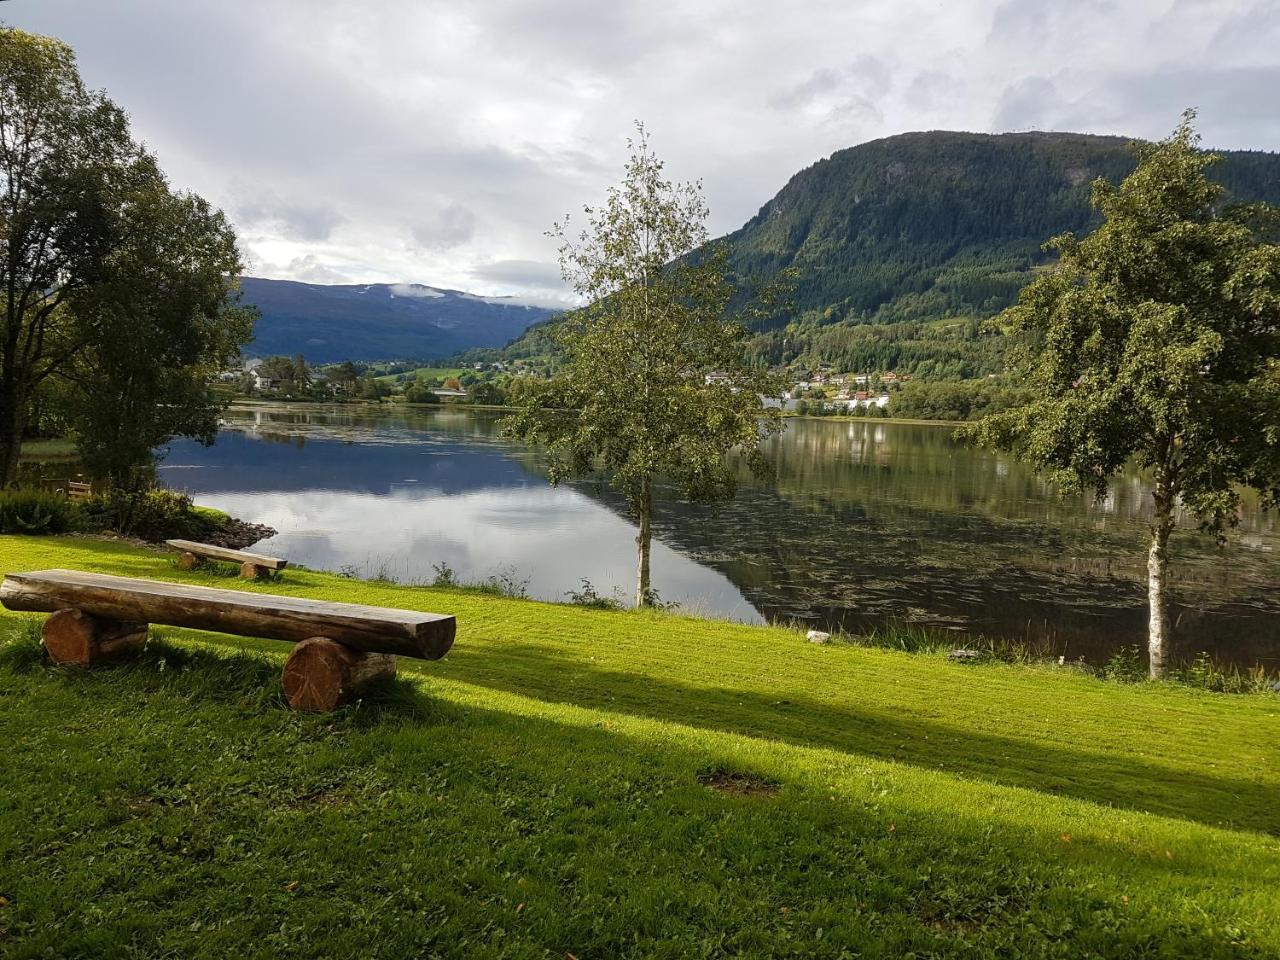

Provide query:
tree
left=964, top=113, right=1280, bottom=678
left=404, top=378, right=441, bottom=404
left=467, top=380, right=504, bottom=406
left=504, top=124, right=784, bottom=606
left=62, top=181, right=254, bottom=489
left=0, top=27, right=147, bottom=485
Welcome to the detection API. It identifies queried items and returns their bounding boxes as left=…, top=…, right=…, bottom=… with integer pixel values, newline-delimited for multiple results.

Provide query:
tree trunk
left=1147, top=479, right=1176, bottom=679
left=636, top=474, right=653, bottom=607
left=0, top=389, right=25, bottom=488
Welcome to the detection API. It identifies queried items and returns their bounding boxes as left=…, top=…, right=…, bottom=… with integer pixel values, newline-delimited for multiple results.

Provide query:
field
left=373, top=365, right=466, bottom=384
left=1, top=535, right=1278, bottom=958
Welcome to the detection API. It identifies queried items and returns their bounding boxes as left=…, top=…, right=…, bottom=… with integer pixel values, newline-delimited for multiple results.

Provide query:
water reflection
left=158, top=403, right=1280, bottom=668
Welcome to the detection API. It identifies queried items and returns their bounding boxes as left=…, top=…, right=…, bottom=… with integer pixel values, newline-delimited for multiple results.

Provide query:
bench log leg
left=43, top=608, right=147, bottom=667
left=240, top=561, right=267, bottom=580
left=282, top=636, right=396, bottom=712
left=176, top=551, right=200, bottom=571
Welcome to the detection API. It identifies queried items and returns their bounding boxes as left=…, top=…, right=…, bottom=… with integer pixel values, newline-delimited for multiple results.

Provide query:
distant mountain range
left=478, top=130, right=1280, bottom=375
left=239, top=277, right=558, bottom=363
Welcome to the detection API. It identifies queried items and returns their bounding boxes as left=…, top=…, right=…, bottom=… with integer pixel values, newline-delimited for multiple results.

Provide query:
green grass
left=374, top=365, right=465, bottom=384
left=1, top=535, right=1278, bottom=958
left=16, top=437, right=76, bottom=459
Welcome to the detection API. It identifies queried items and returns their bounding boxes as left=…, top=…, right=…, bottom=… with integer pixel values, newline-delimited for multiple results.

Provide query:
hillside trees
left=504, top=124, right=784, bottom=606
left=965, top=114, right=1280, bottom=678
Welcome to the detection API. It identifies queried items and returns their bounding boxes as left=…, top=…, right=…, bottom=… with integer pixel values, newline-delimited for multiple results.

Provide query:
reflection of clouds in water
left=200, top=485, right=762, bottom=623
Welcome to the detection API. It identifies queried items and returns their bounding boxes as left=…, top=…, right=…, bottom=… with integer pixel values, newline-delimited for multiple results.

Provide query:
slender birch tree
left=504, top=124, right=785, bottom=606
left=965, top=113, right=1280, bottom=678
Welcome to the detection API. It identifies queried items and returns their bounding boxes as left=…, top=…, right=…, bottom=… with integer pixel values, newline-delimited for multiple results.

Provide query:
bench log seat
left=0, top=569, right=455, bottom=711
left=165, top=539, right=287, bottom=579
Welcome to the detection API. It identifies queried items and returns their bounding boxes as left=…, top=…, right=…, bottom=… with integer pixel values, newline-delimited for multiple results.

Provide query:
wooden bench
left=0, top=569, right=455, bottom=712
left=166, top=539, right=288, bottom=580
left=66, top=480, right=93, bottom=502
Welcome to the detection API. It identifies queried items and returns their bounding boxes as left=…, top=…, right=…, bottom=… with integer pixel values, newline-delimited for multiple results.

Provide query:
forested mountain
left=474, top=131, right=1280, bottom=378
left=242, top=278, right=557, bottom=363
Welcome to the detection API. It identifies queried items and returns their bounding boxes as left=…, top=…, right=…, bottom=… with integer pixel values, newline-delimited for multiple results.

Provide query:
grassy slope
left=1, top=535, right=1277, bottom=959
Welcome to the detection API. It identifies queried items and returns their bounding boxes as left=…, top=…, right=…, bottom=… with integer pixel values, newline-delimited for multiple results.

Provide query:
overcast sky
left=8, top=0, right=1278, bottom=303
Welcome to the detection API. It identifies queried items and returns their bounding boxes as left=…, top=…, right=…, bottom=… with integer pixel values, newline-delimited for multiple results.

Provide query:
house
left=252, top=371, right=281, bottom=392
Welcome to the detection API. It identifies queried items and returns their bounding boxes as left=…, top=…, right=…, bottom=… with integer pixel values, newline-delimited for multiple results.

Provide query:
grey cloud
left=993, top=67, right=1280, bottom=147
left=236, top=194, right=345, bottom=242
left=771, top=56, right=893, bottom=124
left=278, top=255, right=351, bottom=284
left=10, top=0, right=1278, bottom=291
left=471, top=259, right=564, bottom=288
left=411, top=203, right=476, bottom=251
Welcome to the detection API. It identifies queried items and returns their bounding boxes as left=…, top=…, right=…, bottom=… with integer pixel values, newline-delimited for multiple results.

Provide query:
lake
left=158, top=402, right=1280, bottom=669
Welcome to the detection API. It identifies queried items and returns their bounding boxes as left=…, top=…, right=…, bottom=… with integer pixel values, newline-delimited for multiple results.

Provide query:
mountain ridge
left=240, top=276, right=558, bottom=363
left=471, top=129, right=1280, bottom=375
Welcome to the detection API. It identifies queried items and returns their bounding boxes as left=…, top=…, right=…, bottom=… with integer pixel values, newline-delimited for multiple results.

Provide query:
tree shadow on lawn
left=432, top=643, right=1280, bottom=838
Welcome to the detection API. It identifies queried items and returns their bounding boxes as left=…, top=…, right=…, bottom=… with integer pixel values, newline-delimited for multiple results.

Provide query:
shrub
left=565, top=578, right=622, bottom=610
left=81, top=488, right=226, bottom=542
left=0, top=487, right=83, bottom=535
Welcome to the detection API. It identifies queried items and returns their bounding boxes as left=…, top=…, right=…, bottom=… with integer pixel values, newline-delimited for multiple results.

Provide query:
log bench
left=165, top=539, right=287, bottom=580
left=0, top=569, right=455, bottom=712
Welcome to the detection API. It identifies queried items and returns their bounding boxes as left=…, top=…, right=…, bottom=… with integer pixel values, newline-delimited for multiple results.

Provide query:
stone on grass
left=1271, top=680, right=1280, bottom=694
left=948, top=649, right=984, bottom=662
left=807, top=630, right=831, bottom=645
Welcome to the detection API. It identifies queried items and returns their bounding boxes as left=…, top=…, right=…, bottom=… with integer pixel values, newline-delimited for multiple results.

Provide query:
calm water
left=158, top=403, right=1280, bottom=668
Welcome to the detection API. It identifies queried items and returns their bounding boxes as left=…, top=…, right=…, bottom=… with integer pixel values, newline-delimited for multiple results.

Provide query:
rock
left=948, top=649, right=984, bottom=662
left=807, top=630, right=831, bottom=645
left=1271, top=680, right=1280, bottom=694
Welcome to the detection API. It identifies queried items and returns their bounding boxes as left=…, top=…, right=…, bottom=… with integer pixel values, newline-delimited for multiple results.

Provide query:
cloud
left=410, top=203, right=476, bottom=251
left=279, top=255, right=350, bottom=285
left=10, top=0, right=1276, bottom=296
left=235, top=191, right=346, bottom=242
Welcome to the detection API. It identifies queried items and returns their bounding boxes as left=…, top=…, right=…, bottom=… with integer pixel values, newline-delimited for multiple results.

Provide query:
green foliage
left=565, top=577, right=623, bottom=610
left=403, top=379, right=442, bottom=404
left=964, top=113, right=1280, bottom=677
left=890, top=378, right=1031, bottom=421
left=0, top=26, right=252, bottom=487
left=66, top=181, right=254, bottom=489
left=0, top=487, right=82, bottom=534
left=465, top=380, right=505, bottom=405
left=82, top=487, right=226, bottom=542
left=504, top=124, right=785, bottom=604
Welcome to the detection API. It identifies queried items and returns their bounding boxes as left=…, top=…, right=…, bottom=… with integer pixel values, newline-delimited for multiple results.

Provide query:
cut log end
left=42, top=608, right=147, bottom=666
left=240, top=561, right=266, bottom=580
left=282, top=636, right=396, bottom=712
left=176, top=552, right=199, bottom=571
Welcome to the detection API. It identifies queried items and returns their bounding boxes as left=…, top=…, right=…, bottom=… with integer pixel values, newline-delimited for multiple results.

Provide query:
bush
left=0, top=488, right=83, bottom=535
left=81, top=488, right=225, bottom=542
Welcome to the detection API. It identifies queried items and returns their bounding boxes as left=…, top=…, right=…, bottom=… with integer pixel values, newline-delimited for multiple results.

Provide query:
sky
left=7, top=0, right=1278, bottom=305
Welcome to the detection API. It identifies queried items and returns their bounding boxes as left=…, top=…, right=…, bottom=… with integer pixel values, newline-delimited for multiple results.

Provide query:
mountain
left=239, top=277, right=558, bottom=363
left=476, top=131, right=1280, bottom=377
left=722, top=130, right=1280, bottom=328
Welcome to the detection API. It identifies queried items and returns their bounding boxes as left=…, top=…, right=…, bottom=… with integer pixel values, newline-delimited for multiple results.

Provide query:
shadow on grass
left=2, top=631, right=1275, bottom=957
left=440, top=642, right=1280, bottom=837
left=0, top=628, right=445, bottom=727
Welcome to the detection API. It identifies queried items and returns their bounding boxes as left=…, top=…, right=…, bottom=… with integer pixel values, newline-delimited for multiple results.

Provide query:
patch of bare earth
left=698, top=769, right=780, bottom=798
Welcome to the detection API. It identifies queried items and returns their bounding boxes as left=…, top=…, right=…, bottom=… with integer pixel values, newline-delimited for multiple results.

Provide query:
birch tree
left=965, top=113, right=1280, bottom=678
left=504, top=124, right=784, bottom=606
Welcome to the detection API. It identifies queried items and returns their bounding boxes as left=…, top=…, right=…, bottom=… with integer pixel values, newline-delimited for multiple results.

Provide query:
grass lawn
left=16, top=438, right=77, bottom=460
left=375, top=365, right=466, bottom=385
left=1, top=535, right=1278, bottom=958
